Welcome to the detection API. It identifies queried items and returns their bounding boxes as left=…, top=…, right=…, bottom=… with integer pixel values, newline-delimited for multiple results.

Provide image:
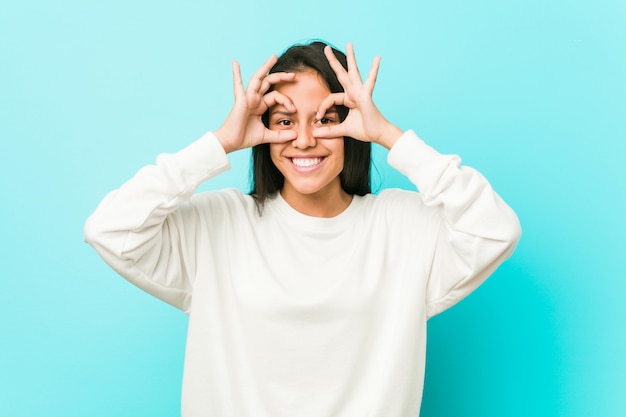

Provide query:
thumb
left=264, top=129, right=297, bottom=144
left=313, top=124, right=347, bottom=139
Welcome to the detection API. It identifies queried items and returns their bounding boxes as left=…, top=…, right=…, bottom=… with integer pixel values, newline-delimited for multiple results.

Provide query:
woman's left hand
left=313, top=43, right=403, bottom=150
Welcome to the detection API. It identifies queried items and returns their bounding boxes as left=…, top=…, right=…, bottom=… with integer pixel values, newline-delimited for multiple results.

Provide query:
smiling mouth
left=290, top=157, right=325, bottom=168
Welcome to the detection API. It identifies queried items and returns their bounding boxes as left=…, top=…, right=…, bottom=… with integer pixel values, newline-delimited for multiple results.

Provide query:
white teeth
left=291, top=157, right=323, bottom=167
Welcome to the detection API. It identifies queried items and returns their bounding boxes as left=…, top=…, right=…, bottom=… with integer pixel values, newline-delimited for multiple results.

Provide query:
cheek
left=330, top=140, right=345, bottom=166
left=269, top=144, right=284, bottom=167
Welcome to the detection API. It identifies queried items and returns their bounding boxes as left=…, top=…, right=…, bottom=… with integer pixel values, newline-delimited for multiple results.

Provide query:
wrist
left=376, top=123, right=404, bottom=150
left=214, top=128, right=237, bottom=154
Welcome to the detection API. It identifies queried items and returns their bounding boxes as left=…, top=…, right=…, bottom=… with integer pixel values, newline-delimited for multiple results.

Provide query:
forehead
left=273, top=71, right=330, bottom=100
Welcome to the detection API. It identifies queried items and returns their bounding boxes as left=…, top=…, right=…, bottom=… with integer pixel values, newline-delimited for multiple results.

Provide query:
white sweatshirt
left=84, top=130, right=521, bottom=417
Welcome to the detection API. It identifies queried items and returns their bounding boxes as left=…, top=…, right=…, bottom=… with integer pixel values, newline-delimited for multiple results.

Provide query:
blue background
left=1, top=0, right=624, bottom=415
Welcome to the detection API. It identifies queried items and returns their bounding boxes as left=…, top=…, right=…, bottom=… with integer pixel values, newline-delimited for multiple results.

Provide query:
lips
left=291, top=157, right=324, bottom=167
left=288, top=156, right=326, bottom=172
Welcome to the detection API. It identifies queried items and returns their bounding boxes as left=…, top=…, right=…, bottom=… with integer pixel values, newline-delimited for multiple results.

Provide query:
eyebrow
left=269, top=108, right=339, bottom=117
left=270, top=110, right=295, bottom=117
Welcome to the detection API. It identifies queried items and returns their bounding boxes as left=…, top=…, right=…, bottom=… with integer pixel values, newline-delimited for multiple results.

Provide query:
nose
left=291, top=125, right=317, bottom=149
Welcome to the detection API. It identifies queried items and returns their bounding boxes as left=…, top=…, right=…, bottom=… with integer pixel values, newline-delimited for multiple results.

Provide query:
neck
left=280, top=186, right=353, bottom=218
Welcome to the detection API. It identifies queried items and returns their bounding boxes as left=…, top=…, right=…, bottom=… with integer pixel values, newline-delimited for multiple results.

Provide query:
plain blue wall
left=1, top=0, right=624, bottom=416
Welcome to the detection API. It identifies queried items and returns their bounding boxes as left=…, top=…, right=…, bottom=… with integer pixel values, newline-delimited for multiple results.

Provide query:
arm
left=84, top=133, right=230, bottom=312
left=316, top=43, right=521, bottom=317
left=388, top=131, right=521, bottom=318
left=85, top=56, right=297, bottom=312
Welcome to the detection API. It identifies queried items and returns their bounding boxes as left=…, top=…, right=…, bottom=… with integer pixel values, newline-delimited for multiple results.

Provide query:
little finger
left=363, top=55, right=381, bottom=94
left=231, top=60, right=245, bottom=98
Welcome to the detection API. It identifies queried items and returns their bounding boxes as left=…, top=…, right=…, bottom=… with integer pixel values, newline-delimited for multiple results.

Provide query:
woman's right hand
left=214, top=55, right=297, bottom=153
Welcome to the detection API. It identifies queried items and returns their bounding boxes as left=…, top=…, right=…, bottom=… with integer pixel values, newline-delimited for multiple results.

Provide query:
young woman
left=85, top=41, right=521, bottom=416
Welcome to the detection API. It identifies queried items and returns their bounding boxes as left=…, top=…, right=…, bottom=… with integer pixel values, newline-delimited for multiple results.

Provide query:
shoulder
left=192, top=188, right=253, bottom=204
left=183, top=188, right=257, bottom=220
left=369, top=188, right=424, bottom=211
left=361, top=188, right=440, bottom=224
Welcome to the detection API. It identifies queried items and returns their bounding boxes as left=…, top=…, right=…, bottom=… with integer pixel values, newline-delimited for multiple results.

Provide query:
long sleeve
left=387, top=130, right=521, bottom=318
left=84, top=132, right=231, bottom=312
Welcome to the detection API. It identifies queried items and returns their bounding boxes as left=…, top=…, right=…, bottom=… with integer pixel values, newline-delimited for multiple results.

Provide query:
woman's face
left=268, top=71, right=346, bottom=206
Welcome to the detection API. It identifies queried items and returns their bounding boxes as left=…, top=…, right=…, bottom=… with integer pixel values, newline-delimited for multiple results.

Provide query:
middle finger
left=247, top=54, right=278, bottom=93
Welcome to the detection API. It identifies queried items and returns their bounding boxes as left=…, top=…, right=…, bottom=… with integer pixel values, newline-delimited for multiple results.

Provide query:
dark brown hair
left=250, top=41, right=371, bottom=209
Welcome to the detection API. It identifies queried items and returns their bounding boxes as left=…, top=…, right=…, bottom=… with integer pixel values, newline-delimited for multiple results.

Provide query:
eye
left=276, top=119, right=293, bottom=127
left=315, top=117, right=335, bottom=125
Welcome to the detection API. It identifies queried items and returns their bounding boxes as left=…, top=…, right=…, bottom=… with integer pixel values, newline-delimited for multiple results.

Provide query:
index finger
left=316, top=92, right=346, bottom=120
left=259, top=72, right=296, bottom=95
